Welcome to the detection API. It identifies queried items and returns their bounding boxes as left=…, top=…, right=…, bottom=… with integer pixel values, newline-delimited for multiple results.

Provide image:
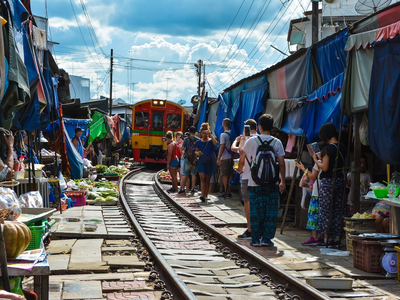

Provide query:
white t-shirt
left=242, top=134, right=285, bottom=187
left=242, top=133, right=258, bottom=180
left=220, top=130, right=232, bottom=160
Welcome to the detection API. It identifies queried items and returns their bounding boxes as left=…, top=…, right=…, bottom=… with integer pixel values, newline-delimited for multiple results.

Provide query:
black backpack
left=186, top=137, right=197, bottom=166
left=251, top=136, right=280, bottom=186
left=222, top=132, right=240, bottom=159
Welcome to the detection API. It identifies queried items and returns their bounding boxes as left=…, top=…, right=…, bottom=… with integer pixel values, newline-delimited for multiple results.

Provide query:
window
left=134, top=112, right=149, bottom=127
left=81, top=79, right=90, bottom=87
left=166, top=114, right=181, bottom=129
left=153, top=113, right=164, bottom=130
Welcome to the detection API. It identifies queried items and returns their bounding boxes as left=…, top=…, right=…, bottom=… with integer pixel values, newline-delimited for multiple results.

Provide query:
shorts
left=241, top=179, right=250, bottom=202
left=169, top=158, right=179, bottom=169
left=182, top=158, right=197, bottom=175
left=220, top=158, right=232, bottom=176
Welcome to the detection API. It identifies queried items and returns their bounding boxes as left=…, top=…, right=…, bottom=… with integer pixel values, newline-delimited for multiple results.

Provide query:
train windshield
left=153, top=113, right=164, bottom=130
left=134, top=112, right=149, bottom=127
left=166, top=114, right=181, bottom=129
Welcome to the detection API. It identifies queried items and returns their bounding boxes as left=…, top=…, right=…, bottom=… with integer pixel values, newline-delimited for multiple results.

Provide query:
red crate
left=65, top=190, right=86, bottom=197
left=69, top=195, right=86, bottom=206
left=352, top=239, right=384, bottom=273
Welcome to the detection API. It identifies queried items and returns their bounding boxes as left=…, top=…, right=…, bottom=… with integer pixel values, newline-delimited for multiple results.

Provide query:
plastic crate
left=352, top=239, right=384, bottom=273
left=26, top=221, right=46, bottom=250
left=344, top=219, right=376, bottom=231
left=70, top=195, right=86, bottom=206
left=395, top=246, right=400, bottom=281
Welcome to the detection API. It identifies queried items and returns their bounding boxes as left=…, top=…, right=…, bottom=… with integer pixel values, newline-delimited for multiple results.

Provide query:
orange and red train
left=131, top=99, right=193, bottom=163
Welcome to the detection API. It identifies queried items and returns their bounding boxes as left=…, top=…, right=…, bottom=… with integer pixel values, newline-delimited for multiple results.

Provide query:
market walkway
left=171, top=191, right=400, bottom=300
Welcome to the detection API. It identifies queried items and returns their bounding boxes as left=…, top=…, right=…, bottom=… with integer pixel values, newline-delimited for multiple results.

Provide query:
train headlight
left=159, top=101, right=164, bottom=105
left=153, top=100, right=158, bottom=105
left=152, top=100, right=166, bottom=107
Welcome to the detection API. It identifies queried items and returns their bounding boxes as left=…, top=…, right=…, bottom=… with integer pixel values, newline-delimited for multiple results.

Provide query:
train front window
left=135, top=112, right=149, bottom=127
left=166, top=114, right=181, bottom=129
left=153, top=113, right=164, bottom=130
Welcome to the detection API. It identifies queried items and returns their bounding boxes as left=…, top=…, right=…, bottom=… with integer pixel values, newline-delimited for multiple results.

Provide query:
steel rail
left=120, top=169, right=197, bottom=300
left=153, top=171, right=331, bottom=300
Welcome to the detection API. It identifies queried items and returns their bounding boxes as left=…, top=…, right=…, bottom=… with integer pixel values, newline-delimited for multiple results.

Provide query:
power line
left=206, top=0, right=246, bottom=64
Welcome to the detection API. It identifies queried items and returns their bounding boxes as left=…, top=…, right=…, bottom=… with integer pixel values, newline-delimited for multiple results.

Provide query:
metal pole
left=311, top=0, right=319, bottom=44
left=281, top=132, right=307, bottom=234
left=0, top=223, right=10, bottom=292
left=109, top=49, right=113, bottom=116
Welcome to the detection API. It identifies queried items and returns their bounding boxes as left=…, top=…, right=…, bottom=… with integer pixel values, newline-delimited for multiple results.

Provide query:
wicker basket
left=344, top=218, right=375, bottom=231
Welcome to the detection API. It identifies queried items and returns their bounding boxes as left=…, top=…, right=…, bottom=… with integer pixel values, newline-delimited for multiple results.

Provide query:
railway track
left=120, top=168, right=330, bottom=300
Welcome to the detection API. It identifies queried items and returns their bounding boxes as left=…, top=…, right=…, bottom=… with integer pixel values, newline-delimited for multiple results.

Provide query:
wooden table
left=0, top=259, right=49, bottom=300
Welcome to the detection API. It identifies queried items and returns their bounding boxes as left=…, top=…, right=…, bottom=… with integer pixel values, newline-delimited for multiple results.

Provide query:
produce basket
left=352, top=239, right=383, bottom=273
left=373, top=188, right=388, bottom=198
left=26, top=220, right=47, bottom=250
left=344, top=217, right=376, bottom=231
left=344, top=227, right=374, bottom=255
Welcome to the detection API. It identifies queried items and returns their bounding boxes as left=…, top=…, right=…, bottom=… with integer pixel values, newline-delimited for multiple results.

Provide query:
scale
left=379, top=240, right=400, bottom=278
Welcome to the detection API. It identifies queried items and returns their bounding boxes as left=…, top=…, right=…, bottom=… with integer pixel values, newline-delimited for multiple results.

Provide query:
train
left=131, top=99, right=193, bottom=163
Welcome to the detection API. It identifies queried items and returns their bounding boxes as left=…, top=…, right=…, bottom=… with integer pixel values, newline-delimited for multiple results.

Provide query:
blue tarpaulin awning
left=197, top=93, right=209, bottom=132
left=214, top=96, right=228, bottom=138
left=368, top=36, right=400, bottom=165
left=300, top=73, right=345, bottom=143
left=230, top=83, right=267, bottom=138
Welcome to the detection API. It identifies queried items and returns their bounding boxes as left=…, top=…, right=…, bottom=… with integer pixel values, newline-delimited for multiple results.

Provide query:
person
left=195, top=123, right=218, bottom=202
left=71, top=128, right=83, bottom=157
left=217, top=118, right=233, bottom=198
left=166, top=131, right=179, bottom=193
left=174, top=131, right=183, bottom=190
left=0, top=133, right=15, bottom=181
left=0, top=290, right=25, bottom=300
left=179, top=127, right=199, bottom=195
left=232, top=119, right=258, bottom=240
left=237, top=114, right=285, bottom=247
left=296, top=144, right=325, bottom=245
left=346, top=154, right=371, bottom=215
left=93, top=139, right=103, bottom=166
left=313, top=123, right=346, bottom=247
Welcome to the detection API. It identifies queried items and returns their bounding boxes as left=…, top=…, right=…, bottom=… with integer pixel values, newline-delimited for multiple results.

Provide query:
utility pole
left=195, top=60, right=202, bottom=100
left=311, top=0, right=319, bottom=44
left=131, top=82, right=138, bottom=104
left=109, top=49, right=113, bottom=116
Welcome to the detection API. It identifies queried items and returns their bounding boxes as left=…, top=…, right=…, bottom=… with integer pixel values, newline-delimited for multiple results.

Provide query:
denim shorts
left=182, top=158, right=197, bottom=175
left=169, top=158, right=180, bottom=169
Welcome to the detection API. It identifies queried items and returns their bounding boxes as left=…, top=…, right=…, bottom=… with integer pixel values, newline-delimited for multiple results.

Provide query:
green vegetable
left=98, top=190, right=119, bottom=198
left=94, top=196, right=106, bottom=202
left=87, top=191, right=101, bottom=200
left=105, top=196, right=118, bottom=202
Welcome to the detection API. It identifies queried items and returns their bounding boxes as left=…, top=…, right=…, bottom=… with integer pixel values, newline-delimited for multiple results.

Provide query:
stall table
left=0, top=259, right=49, bottom=300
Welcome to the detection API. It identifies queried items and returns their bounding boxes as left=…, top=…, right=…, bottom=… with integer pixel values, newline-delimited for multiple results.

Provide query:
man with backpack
left=179, top=126, right=200, bottom=195
left=237, top=114, right=286, bottom=247
left=217, top=118, right=234, bottom=198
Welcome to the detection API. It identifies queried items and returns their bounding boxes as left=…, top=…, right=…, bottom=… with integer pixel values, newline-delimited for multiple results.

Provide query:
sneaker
left=199, top=196, right=206, bottom=202
left=301, top=236, right=319, bottom=245
left=238, top=229, right=252, bottom=240
left=190, top=189, right=195, bottom=195
left=167, top=188, right=177, bottom=193
left=218, top=192, right=226, bottom=197
left=250, top=238, right=261, bottom=247
left=316, top=241, right=328, bottom=247
left=225, top=193, right=232, bottom=199
left=178, top=189, right=186, bottom=194
left=261, top=239, right=274, bottom=247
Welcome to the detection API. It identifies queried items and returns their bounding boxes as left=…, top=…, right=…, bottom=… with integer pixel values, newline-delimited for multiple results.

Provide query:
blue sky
left=31, top=0, right=311, bottom=104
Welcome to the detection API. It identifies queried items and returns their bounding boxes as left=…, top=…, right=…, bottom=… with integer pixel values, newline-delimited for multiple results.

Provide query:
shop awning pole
left=280, top=132, right=306, bottom=235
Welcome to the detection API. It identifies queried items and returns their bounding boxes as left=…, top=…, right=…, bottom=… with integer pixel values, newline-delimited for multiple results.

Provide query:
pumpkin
left=2, top=221, right=31, bottom=259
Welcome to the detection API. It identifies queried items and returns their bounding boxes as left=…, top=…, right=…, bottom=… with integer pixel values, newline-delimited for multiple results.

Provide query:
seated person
left=0, top=133, right=14, bottom=181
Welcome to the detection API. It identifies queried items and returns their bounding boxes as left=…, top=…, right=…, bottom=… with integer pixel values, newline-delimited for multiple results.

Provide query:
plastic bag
left=372, top=203, right=390, bottom=215
left=19, top=191, right=44, bottom=208
left=370, top=182, right=386, bottom=189
left=320, top=248, right=350, bottom=256
left=359, top=114, right=369, bottom=146
left=0, top=187, right=19, bottom=220
left=59, top=172, right=68, bottom=191
left=299, top=170, right=311, bottom=188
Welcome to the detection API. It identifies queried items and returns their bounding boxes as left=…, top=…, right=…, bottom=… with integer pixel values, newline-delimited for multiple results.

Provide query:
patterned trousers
left=249, top=185, right=279, bottom=240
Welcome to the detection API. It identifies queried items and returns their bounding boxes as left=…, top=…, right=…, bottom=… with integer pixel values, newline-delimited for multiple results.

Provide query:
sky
left=31, top=0, right=314, bottom=105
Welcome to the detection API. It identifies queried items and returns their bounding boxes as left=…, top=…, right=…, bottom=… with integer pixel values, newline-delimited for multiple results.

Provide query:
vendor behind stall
left=0, top=132, right=14, bottom=181
left=71, top=128, right=84, bottom=157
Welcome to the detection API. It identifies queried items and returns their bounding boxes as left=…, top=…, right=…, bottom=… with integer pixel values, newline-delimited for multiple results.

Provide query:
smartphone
left=244, top=125, right=250, bottom=137
left=311, top=142, right=320, bottom=155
